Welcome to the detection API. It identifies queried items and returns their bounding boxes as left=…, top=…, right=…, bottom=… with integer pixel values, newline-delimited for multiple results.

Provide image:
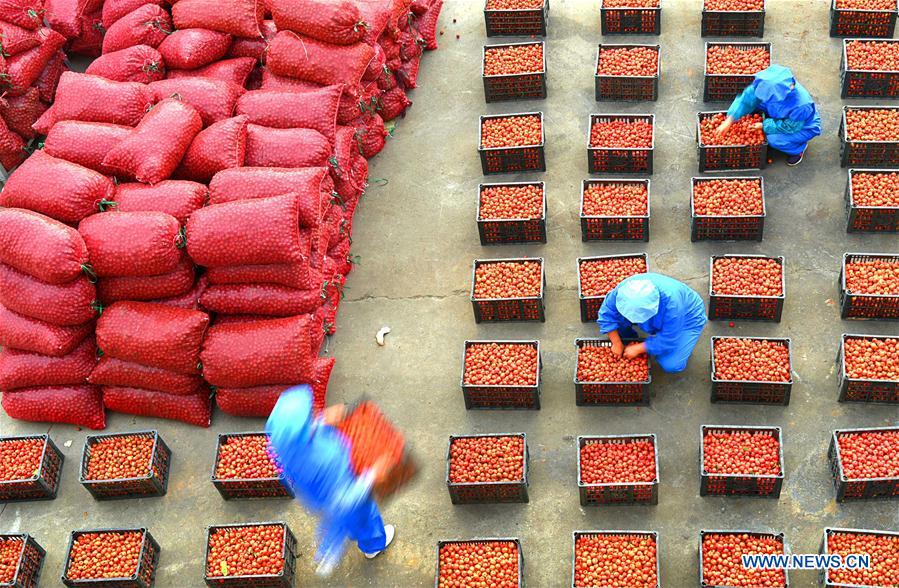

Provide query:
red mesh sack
left=399, top=30, right=424, bottom=62
left=0, top=21, right=43, bottom=55
left=89, top=356, right=201, bottom=395
left=113, top=180, right=207, bottom=225
left=351, top=112, right=388, bottom=158
left=172, top=0, right=262, bottom=38
left=200, top=283, right=323, bottom=316
left=227, top=18, right=275, bottom=61
left=178, top=115, right=247, bottom=182
left=410, top=0, right=431, bottom=16
left=102, top=0, right=163, bottom=29
left=102, top=3, right=171, bottom=53
left=97, top=255, right=195, bottom=302
left=36, top=72, right=155, bottom=132
left=157, top=28, right=230, bottom=70
left=331, top=125, right=365, bottom=197
left=245, top=124, right=331, bottom=168
left=0, top=118, right=26, bottom=171
left=0, top=337, right=95, bottom=390
left=68, top=10, right=104, bottom=57
left=206, top=262, right=319, bottom=290
left=5, top=28, right=66, bottom=95
left=34, top=50, right=66, bottom=103
left=102, top=385, right=210, bottom=427
left=362, top=43, right=386, bottom=83
left=337, top=83, right=377, bottom=124
left=85, top=45, right=166, bottom=83
left=414, top=0, right=441, bottom=50
left=44, top=0, right=92, bottom=38
left=150, top=274, right=205, bottom=309
left=380, top=86, right=411, bottom=121
left=102, top=98, right=203, bottom=184
left=356, top=0, right=392, bottom=44
left=0, top=88, right=47, bottom=140
left=267, top=31, right=374, bottom=87
left=259, top=68, right=319, bottom=91
left=0, top=263, right=96, bottom=326
left=311, top=355, right=334, bottom=412
left=2, top=385, right=105, bottom=429
left=215, top=385, right=281, bottom=417
left=236, top=86, right=340, bottom=141
left=200, top=314, right=321, bottom=387
left=42, top=121, right=132, bottom=174
left=0, top=209, right=88, bottom=284
left=208, top=166, right=332, bottom=219
left=0, top=304, right=93, bottom=356
left=95, top=301, right=209, bottom=373
left=0, top=0, right=43, bottom=29
left=269, top=0, right=365, bottom=45
left=166, top=56, right=255, bottom=86
left=78, top=211, right=182, bottom=277
left=150, top=77, right=243, bottom=126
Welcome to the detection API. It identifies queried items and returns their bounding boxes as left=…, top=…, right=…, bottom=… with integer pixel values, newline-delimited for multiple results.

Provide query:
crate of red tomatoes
left=581, top=180, right=650, bottom=242
left=484, top=0, right=548, bottom=37
left=831, top=0, right=897, bottom=38
left=79, top=431, right=171, bottom=501
left=697, top=111, right=767, bottom=172
left=572, top=531, right=659, bottom=588
left=709, top=255, right=785, bottom=322
left=446, top=433, right=529, bottom=504
left=574, top=338, right=652, bottom=405
left=61, top=528, right=160, bottom=588
left=703, top=42, right=771, bottom=103
left=701, top=0, right=765, bottom=37
left=841, top=39, right=899, bottom=98
left=436, top=538, right=522, bottom=588
left=479, top=112, right=546, bottom=175
left=840, top=106, right=899, bottom=167
left=700, top=530, right=789, bottom=588
left=477, top=182, right=547, bottom=245
left=577, top=254, right=649, bottom=323
left=600, top=0, right=661, bottom=35
left=461, top=340, right=542, bottom=410
left=211, top=432, right=292, bottom=500
left=839, top=252, right=899, bottom=319
left=829, top=426, right=899, bottom=501
left=846, top=169, right=899, bottom=232
left=577, top=434, right=659, bottom=506
left=700, top=425, right=784, bottom=498
left=711, top=337, right=793, bottom=405
left=204, top=522, right=297, bottom=588
left=0, top=435, right=64, bottom=503
left=588, top=114, right=654, bottom=174
left=471, top=258, right=545, bottom=323
left=595, top=44, right=660, bottom=102
left=691, top=177, right=765, bottom=241
left=483, top=42, right=547, bottom=103
left=837, top=334, right=899, bottom=403
left=819, top=528, right=899, bottom=587
left=0, top=533, right=45, bottom=588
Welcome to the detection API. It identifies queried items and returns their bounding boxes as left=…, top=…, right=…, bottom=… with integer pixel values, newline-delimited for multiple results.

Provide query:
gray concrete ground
left=2, top=0, right=899, bottom=586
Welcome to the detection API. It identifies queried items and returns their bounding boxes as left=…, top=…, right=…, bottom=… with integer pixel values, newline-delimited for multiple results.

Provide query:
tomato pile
left=714, top=338, right=791, bottom=382
left=583, top=182, right=648, bottom=217
left=843, top=337, right=899, bottom=381
left=704, top=0, right=765, bottom=9
left=712, top=257, right=783, bottom=297
left=473, top=261, right=542, bottom=299
left=481, top=116, right=542, bottom=148
left=603, top=0, right=659, bottom=6
left=0, top=437, right=44, bottom=481
left=484, top=44, right=543, bottom=76
left=479, top=185, right=543, bottom=220
left=214, top=435, right=281, bottom=480
left=703, top=430, right=781, bottom=475
left=580, top=257, right=647, bottom=297
left=844, top=258, right=899, bottom=295
left=827, top=531, right=899, bottom=587
left=449, top=436, right=524, bottom=483
left=486, top=0, right=544, bottom=8
left=845, top=108, right=899, bottom=142
left=438, top=541, right=519, bottom=588
left=851, top=172, right=899, bottom=207
left=463, top=343, right=538, bottom=386
left=590, top=119, right=653, bottom=148
left=574, top=534, right=658, bottom=588
left=836, top=430, right=899, bottom=479
left=700, top=112, right=765, bottom=146
left=66, top=531, right=143, bottom=580
left=85, top=435, right=154, bottom=481
left=337, top=401, right=406, bottom=477
left=597, top=47, right=659, bottom=77
left=206, top=525, right=285, bottom=578
left=836, top=0, right=895, bottom=7
left=701, top=533, right=787, bottom=588
left=845, top=40, right=899, bottom=72
left=693, top=179, right=763, bottom=216
left=0, top=537, right=24, bottom=584
left=706, top=45, right=770, bottom=75
left=577, top=345, right=649, bottom=383
left=579, top=439, right=656, bottom=484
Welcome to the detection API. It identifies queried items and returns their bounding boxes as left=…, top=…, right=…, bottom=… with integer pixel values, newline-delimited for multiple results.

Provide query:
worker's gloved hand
left=751, top=122, right=763, bottom=130
left=716, top=116, right=734, bottom=135
left=611, top=339, right=624, bottom=358
left=624, top=342, right=647, bottom=360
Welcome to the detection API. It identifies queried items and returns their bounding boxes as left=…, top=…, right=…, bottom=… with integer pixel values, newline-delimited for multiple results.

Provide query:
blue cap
left=754, top=65, right=795, bottom=103
left=616, top=278, right=660, bottom=323
left=265, top=385, right=315, bottom=464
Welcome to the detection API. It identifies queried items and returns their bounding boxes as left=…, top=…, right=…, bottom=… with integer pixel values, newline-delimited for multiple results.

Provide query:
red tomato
left=448, top=436, right=524, bottom=484
left=701, top=533, right=787, bottom=588
left=827, top=531, right=899, bottom=587
left=484, top=43, right=543, bottom=76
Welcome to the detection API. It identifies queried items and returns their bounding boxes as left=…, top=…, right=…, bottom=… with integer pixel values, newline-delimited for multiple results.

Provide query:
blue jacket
left=726, top=65, right=822, bottom=155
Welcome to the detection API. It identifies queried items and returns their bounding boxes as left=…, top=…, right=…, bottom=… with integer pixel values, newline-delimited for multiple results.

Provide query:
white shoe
left=364, top=524, right=395, bottom=559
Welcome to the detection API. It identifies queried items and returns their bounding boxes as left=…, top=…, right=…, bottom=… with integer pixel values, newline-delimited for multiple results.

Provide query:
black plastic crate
left=211, top=433, right=293, bottom=500
left=435, top=538, right=523, bottom=588
left=483, top=42, right=546, bottom=103
left=711, top=337, right=793, bottom=405
left=79, top=431, right=170, bottom=501
left=841, top=39, right=899, bottom=99
left=477, top=181, right=547, bottom=245
left=829, top=426, right=899, bottom=501
left=588, top=114, right=654, bottom=174
left=830, top=0, right=897, bottom=37
left=204, top=522, right=297, bottom=588
left=471, top=257, right=546, bottom=323
left=709, top=255, right=785, bottom=322
left=845, top=168, right=899, bottom=232
left=484, top=0, right=548, bottom=37
left=840, top=106, right=899, bottom=168
left=577, top=253, right=649, bottom=323
left=0, top=435, right=63, bottom=503
left=837, top=333, right=899, bottom=404
left=819, top=528, right=899, bottom=587
left=577, top=435, right=659, bottom=506
left=600, top=2, right=661, bottom=35
left=61, top=528, right=160, bottom=588
left=574, top=338, right=652, bottom=405
left=701, top=1, right=765, bottom=37
left=0, top=534, right=45, bottom=588
left=594, top=44, right=660, bottom=102
left=697, top=111, right=768, bottom=172
left=479, top=112, right=546, bottom=175
left=581, top=179, right=650, bottom=241
left=839, top=252, right=899, bottom=320
left=699, top=530, right=790, bottom=588
left=700, top=425, right=784, bottom=498
left=461, top=340, right=542, bottom=410
left=446, top=433, right=529, bottom=504
left=572, top=531, right=660, bottom=588
left=703, top=42, right=771, bottom=103
left=691, top=176, right=765, bottom=242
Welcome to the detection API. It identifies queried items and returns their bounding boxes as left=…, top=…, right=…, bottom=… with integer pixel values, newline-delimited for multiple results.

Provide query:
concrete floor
left=3, top=0, right=899, bottom=586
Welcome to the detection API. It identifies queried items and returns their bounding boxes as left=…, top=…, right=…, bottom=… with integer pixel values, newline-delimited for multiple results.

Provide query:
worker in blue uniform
left=266, top=385, right=395, bottom=577
left=597, top=273, right=708, bottom=373
left=717, top=64, right=822, bottom=166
